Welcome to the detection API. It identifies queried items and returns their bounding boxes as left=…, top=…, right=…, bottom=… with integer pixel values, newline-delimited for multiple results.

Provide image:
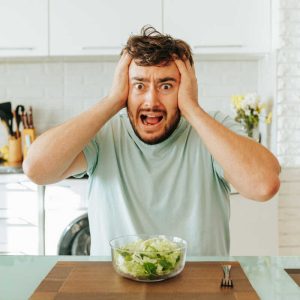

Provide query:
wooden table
left=30, top=261, right=259, bottom=299
left=1, top=256, right=300, bottom=300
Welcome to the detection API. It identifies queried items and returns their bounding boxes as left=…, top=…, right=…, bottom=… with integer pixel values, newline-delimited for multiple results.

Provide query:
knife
left=28, top=106, right=34, bottom=129
left=15, top=105, right=25, bottom=132
left=12, top=110, right=20, bottom=138
left=21, top=112, right=28, bottom=129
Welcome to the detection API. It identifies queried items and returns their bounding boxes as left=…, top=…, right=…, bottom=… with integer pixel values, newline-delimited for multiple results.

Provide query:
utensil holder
left=8, top=137, right=22, bottom=162
left=21, top=128, right=36, bottom=159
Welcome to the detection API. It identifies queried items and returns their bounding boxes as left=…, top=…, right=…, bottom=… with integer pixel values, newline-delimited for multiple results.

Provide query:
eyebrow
left=131, top=77, right=149, bottom=82
left=131, top=76, right=177, bottom=83
left=158, top=77, right=177, bottom=83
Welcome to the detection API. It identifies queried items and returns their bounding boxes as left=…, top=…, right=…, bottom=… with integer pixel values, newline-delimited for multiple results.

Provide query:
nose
left=144, top=87, right=161, bottom=108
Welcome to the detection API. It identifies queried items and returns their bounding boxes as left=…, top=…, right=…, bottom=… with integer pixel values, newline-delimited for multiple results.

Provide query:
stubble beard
left=127, top=108, right=181, bottom=145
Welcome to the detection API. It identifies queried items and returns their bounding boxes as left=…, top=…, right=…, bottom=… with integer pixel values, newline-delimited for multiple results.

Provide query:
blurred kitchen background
left=0, top=0, right=299, bottom=256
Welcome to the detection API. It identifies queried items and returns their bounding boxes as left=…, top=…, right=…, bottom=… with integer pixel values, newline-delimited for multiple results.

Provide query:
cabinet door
left=50, top=0, right=162, bottom=56
left=164, top=0, right=270, bottom=54
left=230, top=193, right=278, bottom=256
left=0, top=174, right=38, bottom=254
left=0, top=0, right=48, bottom=57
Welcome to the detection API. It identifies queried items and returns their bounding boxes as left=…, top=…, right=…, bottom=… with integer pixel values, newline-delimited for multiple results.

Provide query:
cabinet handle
left=82, top=46, right=121, bottom=50
left=0, top=47, right=35, bottom=50
left=194, top=44, right=243, bottom=48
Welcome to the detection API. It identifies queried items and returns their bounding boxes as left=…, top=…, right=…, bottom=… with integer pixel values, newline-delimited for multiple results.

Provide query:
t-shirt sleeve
left=73, top=138, right=99, bottom=178
left=209, top=111, right=247, bottom=186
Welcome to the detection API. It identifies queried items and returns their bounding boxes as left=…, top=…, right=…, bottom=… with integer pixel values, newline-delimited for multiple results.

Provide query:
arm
left=174, top=58, right=281, bottom=201
left=23, top=52, right=132, bottom=185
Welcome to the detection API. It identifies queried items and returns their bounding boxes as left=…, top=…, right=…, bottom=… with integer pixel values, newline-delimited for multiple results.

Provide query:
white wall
left=277, top=0, right=300, bottom=255
left=277, top=0, right=300, bottom=167
left=0, top=58, right=259, bottom=138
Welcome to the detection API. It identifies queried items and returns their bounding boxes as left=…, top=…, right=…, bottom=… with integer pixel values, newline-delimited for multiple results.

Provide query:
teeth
left=140, top=115, right=163, bottom=126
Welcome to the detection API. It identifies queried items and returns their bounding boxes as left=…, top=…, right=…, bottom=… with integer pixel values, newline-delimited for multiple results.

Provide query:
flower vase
left=248, top=126, right=261, bottom=143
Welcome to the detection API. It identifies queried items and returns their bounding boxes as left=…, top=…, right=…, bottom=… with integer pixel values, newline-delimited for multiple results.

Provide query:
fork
left=220, top=264, right=234, bottom=288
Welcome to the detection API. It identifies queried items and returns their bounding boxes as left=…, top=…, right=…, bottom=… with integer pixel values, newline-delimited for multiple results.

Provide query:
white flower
left=244, top=93, right=259, bottom=105
left=245, top=108, right=251, bottom=116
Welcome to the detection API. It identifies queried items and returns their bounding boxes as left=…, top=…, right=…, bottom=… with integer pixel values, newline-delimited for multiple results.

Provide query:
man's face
left=127, top=60, right=181, bottom=144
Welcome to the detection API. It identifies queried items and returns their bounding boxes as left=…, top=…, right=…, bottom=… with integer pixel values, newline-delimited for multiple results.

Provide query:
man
left=23, top=26, right=281, bottom=256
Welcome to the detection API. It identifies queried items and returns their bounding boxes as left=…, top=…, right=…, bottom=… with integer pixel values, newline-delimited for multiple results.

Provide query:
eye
left=161, top=83, right=172, bottom=90
left=134, top=83, right=144, bottom=90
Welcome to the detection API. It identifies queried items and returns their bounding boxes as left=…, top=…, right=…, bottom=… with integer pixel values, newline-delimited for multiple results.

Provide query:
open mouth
left=140, top=114, right=164, bottom=126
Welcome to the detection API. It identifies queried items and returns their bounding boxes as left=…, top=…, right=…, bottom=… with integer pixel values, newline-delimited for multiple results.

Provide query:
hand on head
left=173, top=56, right=199, bottom=117
left=107, top=49, right=199, bottom=121
left=108, top=51, right=132, bottom=110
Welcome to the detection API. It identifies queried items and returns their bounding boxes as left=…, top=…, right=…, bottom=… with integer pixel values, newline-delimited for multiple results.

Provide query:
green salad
left=113, top=237, right=184, bottom=280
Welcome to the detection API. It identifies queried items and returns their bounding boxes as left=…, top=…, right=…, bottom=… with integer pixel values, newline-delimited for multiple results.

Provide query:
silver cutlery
left=220, top=264, right=234, bottom=288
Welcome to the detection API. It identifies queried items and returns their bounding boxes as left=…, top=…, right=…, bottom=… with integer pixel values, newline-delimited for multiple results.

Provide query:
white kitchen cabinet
left=0, top=0, right=48, bottom=57
left=0, top=0, right=272, bottom=58
left=164, top=0, right=271, bottom=55
left=0, top=174, right=38, bottom=254
left=230, top=193, right=278, bottom=256
left=49, top=0, right=162, bottom=56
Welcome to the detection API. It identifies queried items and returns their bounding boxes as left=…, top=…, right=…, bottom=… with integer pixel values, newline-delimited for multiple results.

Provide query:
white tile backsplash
left=278, top=143, right=300, bottom=155
left=280, top=9, right=300, bottom=22
left=280, top=22, right=300, bottom=35
left=278, top=0, right=300, bottom=167
left=277, top=90, right=300, bottom=103
left=278, top=49, right=300, bottom=63
left=277, top=63, right=300, bottom=76
left=278, top=77, right=300, bottom=90
left=0, top=59, right=260, bottom=138
left=280, top=0, right=300, bottom=8
left=281, top=117, right=300, bottom=134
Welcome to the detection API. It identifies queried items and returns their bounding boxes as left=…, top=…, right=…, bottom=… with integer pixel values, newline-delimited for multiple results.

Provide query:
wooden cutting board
left=285, top=269, right=300, bottom=287
left=30, top=261, right=259, bottom=300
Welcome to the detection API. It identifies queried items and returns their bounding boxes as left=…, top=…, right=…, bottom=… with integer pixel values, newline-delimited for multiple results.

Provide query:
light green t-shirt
left=79, top=109, right=245, bottom=256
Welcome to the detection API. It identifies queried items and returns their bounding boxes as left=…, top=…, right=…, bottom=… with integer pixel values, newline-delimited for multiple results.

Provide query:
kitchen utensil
left=110, top=234, right=187, bottom=282
left=28, top=106, right=34, bottom=128
left=0, top=110, right=13, bottom=136
left=15, top=105, right=25, bottom=132
left=0, top=102, right=12, bottom=112
left=220, top=264, right=234, bottom=288
left=21, top=111, right=28, bottom=129
left=12, top=110, right=20, bottom=138
left=0, top=102, right=13, bottom=135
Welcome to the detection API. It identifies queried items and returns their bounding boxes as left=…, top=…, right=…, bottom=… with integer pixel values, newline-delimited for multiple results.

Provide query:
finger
left=183, top=57, right=196, bottom=77
left=185, top=58, right=193, bottom=74
left=119, top=50, right=132, bottom=66
left=123, top=53, right=132, bottom=66
left=174, top=57, right=188, bottom=77
left=187, top=65, right=198, bottom=87
left=115, top=57, right=132, bottom=80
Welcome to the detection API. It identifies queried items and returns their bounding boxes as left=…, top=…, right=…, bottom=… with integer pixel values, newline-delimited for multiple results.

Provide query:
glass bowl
left=110, top=234, right=187, bottom=282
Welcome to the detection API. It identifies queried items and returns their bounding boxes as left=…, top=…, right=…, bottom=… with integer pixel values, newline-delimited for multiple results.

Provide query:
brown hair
left=122, top=25, right=194, bottom=66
